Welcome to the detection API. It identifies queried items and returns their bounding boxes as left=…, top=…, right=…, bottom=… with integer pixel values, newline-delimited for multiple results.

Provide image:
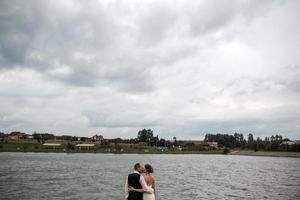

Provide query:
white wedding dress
left=143, top=185, right=155, bottom=200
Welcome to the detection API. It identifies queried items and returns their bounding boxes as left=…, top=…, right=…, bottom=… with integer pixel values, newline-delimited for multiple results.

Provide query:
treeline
left=2, top=129, right=299, bottom=152
left=32, top=133, right=81, bottom=142
left=204, top=133, right=300, bottom=152
left=108, top=129, right=175, bottom=148
left=105, top=130, right=300, bottom=152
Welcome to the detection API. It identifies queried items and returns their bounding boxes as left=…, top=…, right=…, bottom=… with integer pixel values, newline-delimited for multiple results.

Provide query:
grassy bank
left=229, top=150, right=300, bottom=158
left=0, top=142, right=223, bottom=154
left=2, top=143, right=299, bottom=157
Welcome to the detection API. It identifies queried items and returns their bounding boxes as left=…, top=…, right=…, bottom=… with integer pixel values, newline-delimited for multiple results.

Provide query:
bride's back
left=144, top=174, right=155, bottom=186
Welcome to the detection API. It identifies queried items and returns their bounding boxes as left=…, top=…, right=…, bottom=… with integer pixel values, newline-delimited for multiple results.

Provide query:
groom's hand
left=128, top=186, right=134, bottom=192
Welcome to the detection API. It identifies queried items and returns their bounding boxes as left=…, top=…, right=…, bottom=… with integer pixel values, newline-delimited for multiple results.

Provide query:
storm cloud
left=0, top=0, right=299, bottom=139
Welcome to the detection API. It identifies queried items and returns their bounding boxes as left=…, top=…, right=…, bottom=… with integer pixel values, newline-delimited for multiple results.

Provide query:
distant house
left=92, top=134, right=103, bottom=142
left=76, top=143, right=95, bottom=150
left=25, top=134, right=34, bottom=139
left=206, top=142, right=218, bottom=149
left=8, top=132, right=26, bottom=141
left=42, top=143, right=62, bottom=149
left=78, top=137, right=91, bottom=142
left=281, top=141, right=296, bottom=146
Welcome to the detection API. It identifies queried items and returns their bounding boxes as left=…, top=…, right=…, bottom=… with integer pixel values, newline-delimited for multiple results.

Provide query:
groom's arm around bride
left=125, top=163, right=154, bottom=200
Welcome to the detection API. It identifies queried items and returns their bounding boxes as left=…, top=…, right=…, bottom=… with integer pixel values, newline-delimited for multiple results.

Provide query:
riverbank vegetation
left=204, top=133, right=300, bottom=152
left=0, top=129, right=299, bottom=154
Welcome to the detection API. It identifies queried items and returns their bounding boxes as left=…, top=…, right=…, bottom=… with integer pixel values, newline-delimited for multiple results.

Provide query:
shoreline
left=0, top=149, right=223, bottom=155
left=1, top=143, right=299, bottom=158
left=1, top=150, right=300, bottom=158
left=229, top=150, right=300, bottom=158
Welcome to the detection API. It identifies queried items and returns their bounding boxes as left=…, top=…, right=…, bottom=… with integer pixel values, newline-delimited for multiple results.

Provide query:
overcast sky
left=0, top=0, right=299, bottom=139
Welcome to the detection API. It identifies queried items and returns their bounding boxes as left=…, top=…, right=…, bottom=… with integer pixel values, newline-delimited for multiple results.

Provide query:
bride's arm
left=153, top=179, right=157, bottom=199
left=128, top=186, right=144, bottom=193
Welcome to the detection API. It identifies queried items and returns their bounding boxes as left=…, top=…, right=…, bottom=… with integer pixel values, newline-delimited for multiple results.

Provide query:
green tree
left=173, top=136, right=178, bottom=146
left=248, top=133, right=254, bottom=143
left=66, top=143, right=75, bottom=151
left=137, top=129, right=154, bottom=143
left=157, top=138, right=167, bottom=147
left=149, top=135, right=159, bottom=146
left=204, top=133, right=235, bottom=148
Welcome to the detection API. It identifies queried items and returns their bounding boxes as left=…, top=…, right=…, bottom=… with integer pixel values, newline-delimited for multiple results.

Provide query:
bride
left=128, top=164, right=156, bottom=200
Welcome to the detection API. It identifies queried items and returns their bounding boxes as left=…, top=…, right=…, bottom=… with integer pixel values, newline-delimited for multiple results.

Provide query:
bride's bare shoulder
left=150, top=175, right=155, bottom=180
left=144, top=174, right=155, bottom=182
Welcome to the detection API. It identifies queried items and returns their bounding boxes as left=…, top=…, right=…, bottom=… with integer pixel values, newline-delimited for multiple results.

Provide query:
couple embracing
left=125, top=163, right=156, bottom=200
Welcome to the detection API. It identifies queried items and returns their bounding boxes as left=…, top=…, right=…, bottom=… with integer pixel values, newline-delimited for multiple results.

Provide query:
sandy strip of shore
left=229, top=150, right=300, bottom=158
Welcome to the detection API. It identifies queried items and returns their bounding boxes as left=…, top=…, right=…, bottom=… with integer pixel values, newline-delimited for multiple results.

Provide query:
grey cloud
left=0, top=0, right=299, bottom=139
left=85, top=112, right=160, bottom=128
left=279, top=65, right=300, bottom=93
left=133, top=0, right=270, bottom=44
left=0, top=0, right=276, bottom=92
left=0, top=0, right=163, bottom=92
left=104, top=65, right=156, bottom=92
left=0, top=0, right=143, bottom=90
left=135, top=2, right=177, bottom=46
left=187, top=0, right=281, bottom=36
left=187, top=1, right=237, bottom=36
left=217, top=66, right=300, bottom=98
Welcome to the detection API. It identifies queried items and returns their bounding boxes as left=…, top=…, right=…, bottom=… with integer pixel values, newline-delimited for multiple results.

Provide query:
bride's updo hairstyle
left=145, top=164, right=153, bottom=173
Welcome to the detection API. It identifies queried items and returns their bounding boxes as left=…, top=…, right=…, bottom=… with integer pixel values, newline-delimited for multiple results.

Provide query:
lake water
left=0, top=153, right=299, bottom=200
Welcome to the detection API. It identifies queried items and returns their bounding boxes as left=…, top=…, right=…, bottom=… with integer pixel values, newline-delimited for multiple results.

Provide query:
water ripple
left=0, top=153, right=299, bottom=200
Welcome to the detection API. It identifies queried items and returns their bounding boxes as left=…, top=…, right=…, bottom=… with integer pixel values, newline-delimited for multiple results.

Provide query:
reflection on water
left=0, top=153, right=299, bottom=200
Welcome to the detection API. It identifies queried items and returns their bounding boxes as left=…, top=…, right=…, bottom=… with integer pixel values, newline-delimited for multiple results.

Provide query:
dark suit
left=127, top=173, right=143, bottom=200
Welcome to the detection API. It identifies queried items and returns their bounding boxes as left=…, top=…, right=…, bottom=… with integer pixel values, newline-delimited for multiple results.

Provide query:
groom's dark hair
left=134, top=163, right=141, bottom=170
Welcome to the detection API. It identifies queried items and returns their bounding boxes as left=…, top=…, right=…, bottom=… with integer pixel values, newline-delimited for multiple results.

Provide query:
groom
left=125, top=163, right=154, bottom=200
